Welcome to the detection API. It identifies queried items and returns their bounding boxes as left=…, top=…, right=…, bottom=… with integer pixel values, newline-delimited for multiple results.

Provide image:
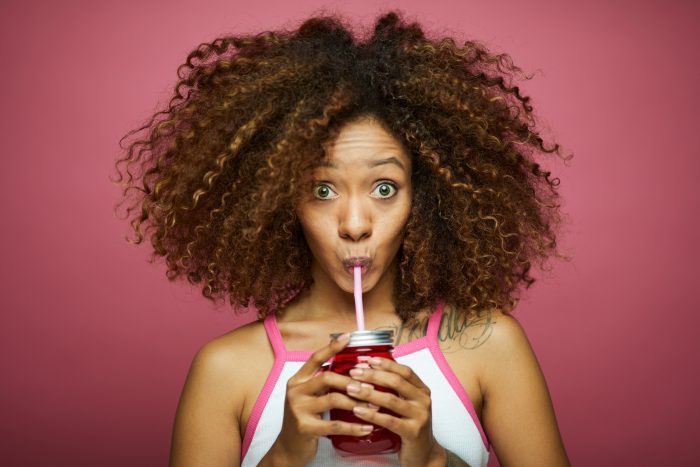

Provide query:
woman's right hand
left=259, top=332, right=375, bottom=466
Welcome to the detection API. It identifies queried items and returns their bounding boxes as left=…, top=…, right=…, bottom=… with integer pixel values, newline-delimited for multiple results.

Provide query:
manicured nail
left=360, top=383, right=373, bottom=389
left=361, top=424, right=374, bottom=432
left=347, top=382, right=361, bottom=393
left=337, top=333, right=350, bottom=343
left=353, top=406, right=367, bottom=415
left=354, top=363, right=370, bottom=369
left=368, top=403, right=380, bottom=410
left=349, top=368, right=364, bottom=377
left=369, top=357, right=382, bottom=366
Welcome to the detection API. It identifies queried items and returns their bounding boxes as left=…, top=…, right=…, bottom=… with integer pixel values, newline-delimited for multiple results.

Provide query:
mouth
left=342, top=256, right=372, bottom=276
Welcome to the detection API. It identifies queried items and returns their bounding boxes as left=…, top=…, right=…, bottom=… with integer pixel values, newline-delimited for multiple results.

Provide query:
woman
left=114, top=10, right=571, bottom=466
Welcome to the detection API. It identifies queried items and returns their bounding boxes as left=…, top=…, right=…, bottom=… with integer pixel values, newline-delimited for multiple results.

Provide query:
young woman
left=114, top=10, right=571, bottom=466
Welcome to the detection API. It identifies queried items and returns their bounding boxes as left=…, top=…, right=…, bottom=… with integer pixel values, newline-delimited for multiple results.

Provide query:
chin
left=342, top=270, right=375, bottom=293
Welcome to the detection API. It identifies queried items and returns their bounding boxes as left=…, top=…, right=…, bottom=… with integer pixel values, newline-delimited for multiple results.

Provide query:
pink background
left=1, top=0, right=698, bottom=465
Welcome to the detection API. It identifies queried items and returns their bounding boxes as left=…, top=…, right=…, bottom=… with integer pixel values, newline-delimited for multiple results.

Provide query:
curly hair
left=112, top=10, right=571, bottom=322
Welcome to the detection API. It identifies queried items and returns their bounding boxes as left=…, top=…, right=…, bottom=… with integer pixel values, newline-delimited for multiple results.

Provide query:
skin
left=168, top=116, right=571, bottom=466
left=289, top=114, right=414, bottom=328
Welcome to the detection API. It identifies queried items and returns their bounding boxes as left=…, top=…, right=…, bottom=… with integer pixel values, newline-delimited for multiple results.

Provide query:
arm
left=169, top=339, right=242, bottom=467
left=480, top=310, right=570, bottom=466
left=428, top=446, right=472, bottom=467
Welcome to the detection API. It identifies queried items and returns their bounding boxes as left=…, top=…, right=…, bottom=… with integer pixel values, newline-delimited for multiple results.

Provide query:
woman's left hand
left=346, top=357, right=446, bottom=467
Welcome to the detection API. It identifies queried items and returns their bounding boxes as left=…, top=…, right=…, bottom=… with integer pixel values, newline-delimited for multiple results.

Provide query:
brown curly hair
left=112, top=10, right=571, bottom=322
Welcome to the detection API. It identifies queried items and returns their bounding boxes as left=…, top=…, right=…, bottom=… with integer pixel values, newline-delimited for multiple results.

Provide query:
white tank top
left=240, top=300, right=491, bottom=466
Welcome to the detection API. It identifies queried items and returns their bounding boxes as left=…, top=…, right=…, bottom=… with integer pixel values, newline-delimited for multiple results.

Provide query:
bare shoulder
left=202, top=318, right=270, bottom=359
left=194, top=319, right=273, bottom=404
left=436, top=303, right=501, bottom=353
left=467, top=307, right=530, bottom=355
left=467, top=308, right=570, bottom=465
left=170, top=319, right=272, bottom=466
left=463, top=308, right=541, bottom=387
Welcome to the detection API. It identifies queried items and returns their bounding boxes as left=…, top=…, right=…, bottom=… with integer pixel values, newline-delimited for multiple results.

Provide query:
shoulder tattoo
left=374, top=305, right=495, bottom=353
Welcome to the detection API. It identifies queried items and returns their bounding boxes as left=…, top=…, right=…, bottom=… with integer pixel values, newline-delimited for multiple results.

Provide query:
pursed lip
left=342, top=256, right=371, bottom=275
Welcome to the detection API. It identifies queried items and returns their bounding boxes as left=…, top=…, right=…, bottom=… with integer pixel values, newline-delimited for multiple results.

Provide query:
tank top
left=240, top=300, right=491, bottom=466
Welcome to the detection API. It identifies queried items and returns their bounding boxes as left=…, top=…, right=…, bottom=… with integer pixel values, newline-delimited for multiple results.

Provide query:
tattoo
left=445, top=449, right=471, bottom=467
left=374, top=305, right=494, bottom=353
left=439, top=306, right=494, bottom=353
left=377, top=314, right=430, bottom=345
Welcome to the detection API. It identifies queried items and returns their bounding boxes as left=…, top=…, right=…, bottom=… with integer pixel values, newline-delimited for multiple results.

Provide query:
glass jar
left=327, top=330, right=402, bottom=456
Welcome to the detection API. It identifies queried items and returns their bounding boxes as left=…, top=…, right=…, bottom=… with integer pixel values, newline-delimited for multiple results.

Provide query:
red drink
left=328, top=330, right=402, bottom=455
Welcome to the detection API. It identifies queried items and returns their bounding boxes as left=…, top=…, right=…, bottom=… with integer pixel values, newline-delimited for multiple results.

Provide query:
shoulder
left=468, top=308, right=539, bottom=387
left=442, top=305, right=537, bottom=383
left=188, top=319, right=274, bottom=414
left=199, top=318, right=270, bottom=360
left=438, top=303, right=529, bottom=349
left=462, top=308, right=570, bottom=464
left=170, top=319, right=273, bottom=465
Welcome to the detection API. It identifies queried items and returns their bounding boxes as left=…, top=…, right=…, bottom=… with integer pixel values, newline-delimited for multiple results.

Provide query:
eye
left=371, top=182, right=398, bottom=199
left=312, top=183, right=337, bottom=200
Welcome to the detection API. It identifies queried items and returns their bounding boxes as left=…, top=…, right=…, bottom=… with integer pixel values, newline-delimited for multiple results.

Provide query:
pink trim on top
left=426, top=302, right=491, bottom=452
left=266, top=302, right=447, bottom=357
left=240, top=316, right=287, bottom=462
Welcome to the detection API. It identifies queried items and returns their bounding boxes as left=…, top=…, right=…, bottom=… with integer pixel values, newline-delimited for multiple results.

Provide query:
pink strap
left=425, top=301, right=491, bottom=451
left=241, top=316, right=287, bottom=461
left=263, top=313, right=287, bottom=359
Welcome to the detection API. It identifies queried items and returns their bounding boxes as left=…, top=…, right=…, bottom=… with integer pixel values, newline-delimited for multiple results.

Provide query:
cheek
left=381, top=205, right=412, bottom=245
left=299, top=216, right=333, bottom=252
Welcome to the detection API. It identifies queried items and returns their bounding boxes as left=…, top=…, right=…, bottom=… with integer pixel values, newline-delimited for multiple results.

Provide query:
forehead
left=318, top=117, right=411, bottom=171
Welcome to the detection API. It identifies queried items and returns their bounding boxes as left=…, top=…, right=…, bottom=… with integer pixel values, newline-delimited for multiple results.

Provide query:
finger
left=349, top=366, right=429, bottom=403
left=303, top=369, right=354, bottom=395
left=292, top=332, right=351, bottom=382
left=304, top=417, right=375, bottom=438
left=351, top=405, right=409, bottom=438
left=310, top=390, right=358, bottom=412
left=345, top=380, right=414, bottom=417
left=368, top=357, right=430, bottom=391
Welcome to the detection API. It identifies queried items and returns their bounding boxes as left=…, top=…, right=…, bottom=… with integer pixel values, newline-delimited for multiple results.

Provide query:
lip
left=342, top=256, right=371, bottom=276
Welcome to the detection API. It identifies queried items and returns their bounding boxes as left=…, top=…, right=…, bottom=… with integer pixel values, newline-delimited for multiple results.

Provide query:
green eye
left=372, top=182, right=397, bottom=198
left=313, top=184, right=336, bottom=199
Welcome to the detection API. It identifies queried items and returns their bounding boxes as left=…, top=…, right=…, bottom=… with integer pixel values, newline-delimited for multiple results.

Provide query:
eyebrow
left=319, top=156, right=406, bottom=171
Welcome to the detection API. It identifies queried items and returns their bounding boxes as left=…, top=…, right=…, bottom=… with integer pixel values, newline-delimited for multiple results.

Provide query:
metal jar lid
left=330, top=329, right=394, bottom=347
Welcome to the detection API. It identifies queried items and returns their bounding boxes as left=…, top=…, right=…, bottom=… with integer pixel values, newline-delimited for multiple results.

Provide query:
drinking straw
left=353, top=266, right=365, bottom=331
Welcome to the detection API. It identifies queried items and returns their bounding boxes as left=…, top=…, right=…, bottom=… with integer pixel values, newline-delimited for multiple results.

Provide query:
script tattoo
left=375, top=305, right=494, bottom=353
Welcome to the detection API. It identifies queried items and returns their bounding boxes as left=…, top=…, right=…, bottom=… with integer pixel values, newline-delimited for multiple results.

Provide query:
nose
left=338, top=194, right=372, bottom=242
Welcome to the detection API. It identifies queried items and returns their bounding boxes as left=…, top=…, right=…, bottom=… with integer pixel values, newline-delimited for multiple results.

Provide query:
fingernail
left=353, top=406, right=367, bottom=415
left=349, top=368, right=364, bottom=377
left=354, top=363, right=370, bottom=369
left=337, top=332, right=350, bottom=343
left=369, top=357, right=382, bottom=366
left=361, top=424, right=373, bottom=432
left=347, top=382, right=360, bottom=393
left=368, top=403, right=380, bottom=409
left=361, top=383, right=373, bottom=389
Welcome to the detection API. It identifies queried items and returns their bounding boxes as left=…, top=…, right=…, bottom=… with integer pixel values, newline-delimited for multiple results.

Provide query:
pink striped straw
left=353, top=266, right=365, bottom=331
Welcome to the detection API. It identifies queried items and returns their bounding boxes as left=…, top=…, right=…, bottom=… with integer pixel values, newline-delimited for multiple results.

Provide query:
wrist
left=427, top=443, right=447, bottom=467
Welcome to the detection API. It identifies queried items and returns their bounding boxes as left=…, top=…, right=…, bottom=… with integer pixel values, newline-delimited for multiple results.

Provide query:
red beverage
left=328, top=330, right=402, bottom=456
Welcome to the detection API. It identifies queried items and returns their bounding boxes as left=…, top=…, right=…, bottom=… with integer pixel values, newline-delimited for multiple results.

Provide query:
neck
left=281, top=259, right=399, bottom=328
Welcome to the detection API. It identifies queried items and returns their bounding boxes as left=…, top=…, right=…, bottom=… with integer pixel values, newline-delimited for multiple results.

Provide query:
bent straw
left=353, top=266, right=365, bottom=331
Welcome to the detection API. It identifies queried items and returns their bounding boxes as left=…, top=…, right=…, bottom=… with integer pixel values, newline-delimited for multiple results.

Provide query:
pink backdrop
left=1, top=0, right=698, bottom=465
